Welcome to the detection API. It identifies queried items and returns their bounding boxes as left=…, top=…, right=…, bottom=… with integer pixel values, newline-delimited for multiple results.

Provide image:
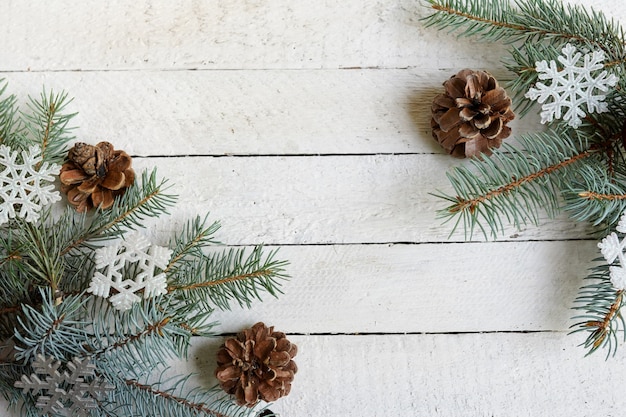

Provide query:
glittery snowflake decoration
left=598, top=210, right=626, bottom=290
left=87, top=232, right=173, bottom=311
left=14, top=355, right=115, bottom=417
left=0, top=145, right=61, bottom=225
left=525, top=43, right=619, bottom=129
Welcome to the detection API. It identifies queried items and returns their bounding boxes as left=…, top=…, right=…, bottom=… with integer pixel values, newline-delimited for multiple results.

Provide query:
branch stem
left=167, top=270, right=274, bottom=292
left=449, top=147, right=595, bottom=214
left=124, top=379, right=229, bottom=417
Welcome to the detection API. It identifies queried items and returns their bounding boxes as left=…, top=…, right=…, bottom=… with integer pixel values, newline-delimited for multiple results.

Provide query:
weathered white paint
left=207, top=241, right=598, bottom=334
left=0, top=0, right=620, bottom=72
left=1, top=70, right=542, bottom=156
left=71, top=333, right=624, bottom=417
left=1, top=0, right=625, bottom=416
left=131, top=155, right=597, bottom=245
left=261, top=333, right=626, bottom=417
left=0, top=0, right=512, bottom=71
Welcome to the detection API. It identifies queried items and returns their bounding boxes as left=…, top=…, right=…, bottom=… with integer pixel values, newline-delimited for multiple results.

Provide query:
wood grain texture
left=1, top=0, right=625, bottom=416
left=269, top=333, right=626, bottom=417
left=207, top=241, right=597, bottom=334
left=119, top=333, right=626, bottom=417
left=1, top=69, right=541, bottom=156
left=132, top=155, right=596, bottom=245
left=0, top=0, right=509, bottom=71
left=0, top=0, right=620, bottom=72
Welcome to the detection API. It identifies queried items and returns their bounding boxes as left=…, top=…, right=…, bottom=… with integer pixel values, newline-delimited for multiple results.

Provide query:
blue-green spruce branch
left=423, top=0, right=626, bottom=356
left=0, top=83, right=287, bottom=417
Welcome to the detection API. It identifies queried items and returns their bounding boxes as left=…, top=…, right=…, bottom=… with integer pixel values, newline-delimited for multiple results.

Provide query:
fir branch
left=168, top=246, right=288, bottom=311
left=88, top=300, right=181, bottom=373
left=116, top=376, right=259, bottom=417
left=124, top=379, right=228, bottom=417
left=579, top=192, right=626, bottom=201
left=434, top=131, right=597, bottom=239
left=0, top=230, right=31, bottom=311
left=571, top=261, right=626, bottom=357
left=423, top=0, right=523, bottom=41
left=563, top=166, right=626, bottom=228
left=423, top=0, right=626, bottom=57
left=0, top=81, right=21, bottom=148
left=17, top=219, right=64, bottom=293
left=505, top=42, right=561, bottom=116
left=21, top=89, right=76, bottom=166
left=165, top=215, right=221, bottom=275
left=61, top=169, right=176, bottom=255
left=13, top=290, right=91, bottom=363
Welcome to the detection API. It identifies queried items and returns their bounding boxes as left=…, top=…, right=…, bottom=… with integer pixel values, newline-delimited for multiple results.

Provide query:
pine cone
left=59, top=142, right=135, bottom=212
left=431, top=69, right=515, bottom=158
left=215, top=322, right=298, bottom=407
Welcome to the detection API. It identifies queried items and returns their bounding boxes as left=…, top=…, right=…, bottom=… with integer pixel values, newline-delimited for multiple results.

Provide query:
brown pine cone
left=59, top=142, right=135, bottom=212
left=215, top=322, right=298, bottom=407
left=431, top=69, right=515, bottom=158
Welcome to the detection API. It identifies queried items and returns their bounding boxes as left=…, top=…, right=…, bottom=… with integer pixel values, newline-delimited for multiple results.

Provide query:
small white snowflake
left=0, top=145, right=61, bottom=224
left=14, top=355, right=114, bottom=417
left=525, top=43, right=619, bottom=129
left=87, top=233, right=173, bottom=311
left=598, top=211, right=626, bottom=290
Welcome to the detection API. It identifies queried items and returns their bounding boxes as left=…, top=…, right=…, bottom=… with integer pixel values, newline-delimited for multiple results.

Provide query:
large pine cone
left=215, top=322, right=298, bottom=407
left=59, top=142, right=135, bottom=212
left=431, top=69, right=515, bottom=158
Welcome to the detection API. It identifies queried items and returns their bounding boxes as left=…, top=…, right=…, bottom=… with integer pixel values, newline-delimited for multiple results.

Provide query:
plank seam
left=211, top=239, right=598, bottom=247
left=214, top=330, right=562, bottom=337
left=0, top=67, right=417, bottom=74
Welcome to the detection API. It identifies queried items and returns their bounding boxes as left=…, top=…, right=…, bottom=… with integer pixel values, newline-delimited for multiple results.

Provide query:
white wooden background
left=3, top=0, right=626, bottom=416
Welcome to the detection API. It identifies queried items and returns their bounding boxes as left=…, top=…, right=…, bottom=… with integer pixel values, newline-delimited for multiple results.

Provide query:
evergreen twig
left=424, top=0, right=626, bottom=356
left=0, top=83, right=290, bottom=415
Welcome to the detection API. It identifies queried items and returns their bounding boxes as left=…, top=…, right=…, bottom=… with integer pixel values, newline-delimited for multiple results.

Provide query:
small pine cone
left=215, top=322, right=298, bottom=407
left=59, top=142, right=135, bottom=212
left=431, top=69, right=515, bottom=158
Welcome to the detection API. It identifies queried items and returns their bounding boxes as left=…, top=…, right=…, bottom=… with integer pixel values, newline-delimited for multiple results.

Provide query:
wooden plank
left=246, top=333, right=626, bottom=417
left=0, top=0, right=511, bottom=71
left=205, top=241, right=597, bottom=334
left=0, top=0, right=621, bottom=72
left=132, top=155, right=597, bottom=245
left=5, top=332, right=623, bottom=417
left=1, top=69, right=541, bottom=156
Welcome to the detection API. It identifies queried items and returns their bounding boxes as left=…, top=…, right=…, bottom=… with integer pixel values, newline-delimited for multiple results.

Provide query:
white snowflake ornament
left=0, top=145, right=61, bottom=225
left=15, top=355, right=115, bottom=417
left=87, top=233, right=173, bottom=311
left=598, top=211, right=626, bottom=290
left=609, top=266, right=626, bottom=290
left=525, top=43, right=619, bottom=129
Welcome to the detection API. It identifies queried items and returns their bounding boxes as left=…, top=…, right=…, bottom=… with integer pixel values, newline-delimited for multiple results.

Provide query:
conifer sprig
left=0, top=82, right=21, bottom=149
left=0, top=83, right=291, bottom=415
left=562, top=167, right=626, bottom=229
left=434, top=131, right=598, bottom=239
left=21, top=90, right=76, bottom=166
left=423, top=0, right=626, bottom=357
left=14, top=290, right=90, bottom=363
left=423, top=0, right=626, bottom=58
left=571, top=261, right=626, bottom=358
left=165, top=215, right=221, bottom=275
left=115, top=377, right=262, bottom=417
left=168, top=246, right=288, bottom=311
left=61, top=169, right=176, bottom=255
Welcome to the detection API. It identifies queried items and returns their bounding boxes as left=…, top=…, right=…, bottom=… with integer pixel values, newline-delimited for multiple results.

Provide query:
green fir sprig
left=571, top=260, right=625, bottom=358
left=423, top=0, right=626, bottom=356
left=0, top=82, right=289, bottom=416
